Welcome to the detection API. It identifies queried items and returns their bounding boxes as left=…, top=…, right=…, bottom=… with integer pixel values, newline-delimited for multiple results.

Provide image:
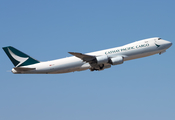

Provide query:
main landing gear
left=90, top=64, right=104, bottom=71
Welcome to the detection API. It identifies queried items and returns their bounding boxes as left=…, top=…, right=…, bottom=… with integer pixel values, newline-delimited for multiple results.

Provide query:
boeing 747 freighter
left=3, top=37, right=172, bottom=74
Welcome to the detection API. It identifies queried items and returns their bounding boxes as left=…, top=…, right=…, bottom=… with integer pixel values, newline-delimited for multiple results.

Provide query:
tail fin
left=3, top=46, right=40, bottom=67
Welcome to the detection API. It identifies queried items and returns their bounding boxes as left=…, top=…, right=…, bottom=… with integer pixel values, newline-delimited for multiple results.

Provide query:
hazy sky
left=1, top=0, right=175, bottom=120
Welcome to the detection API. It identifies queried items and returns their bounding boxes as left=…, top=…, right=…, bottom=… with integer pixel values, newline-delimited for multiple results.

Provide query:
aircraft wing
left=68, top=52, right=95, bottom=63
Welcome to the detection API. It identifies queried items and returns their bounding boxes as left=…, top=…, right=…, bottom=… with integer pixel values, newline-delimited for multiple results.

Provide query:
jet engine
left=95, top=55, right=109, bottom=64
left=109, top=56, right=124, bottom=65
left=94, top=55, right=124, bottom=66
left=90, top=55, right=124, bottom=71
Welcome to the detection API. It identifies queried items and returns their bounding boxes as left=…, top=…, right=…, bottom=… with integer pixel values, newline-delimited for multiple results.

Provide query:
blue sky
left=1, top=0, right=175, bottom=120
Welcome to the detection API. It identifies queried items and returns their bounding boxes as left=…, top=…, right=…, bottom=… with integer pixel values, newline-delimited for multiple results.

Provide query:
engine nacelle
left=95, top=55, right=109, bottom=64
left=110, top=56, right=124, bottom=65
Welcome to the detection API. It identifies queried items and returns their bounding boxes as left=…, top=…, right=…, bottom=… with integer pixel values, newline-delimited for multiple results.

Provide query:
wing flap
left=68, top=52, right=95, bottom=62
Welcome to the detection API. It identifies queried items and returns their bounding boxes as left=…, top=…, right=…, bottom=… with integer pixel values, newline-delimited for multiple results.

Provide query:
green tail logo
left=3, top=46, right=40, bottom=67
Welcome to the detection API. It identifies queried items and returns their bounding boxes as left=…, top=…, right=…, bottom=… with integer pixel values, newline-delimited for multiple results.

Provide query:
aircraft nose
left=166, top=41, right=172, bottom=48
left=164, top=41, right=172, bottom=48
left=169, top=42, right=172, bottom=46
left=159, top=39, right=172, bottom=49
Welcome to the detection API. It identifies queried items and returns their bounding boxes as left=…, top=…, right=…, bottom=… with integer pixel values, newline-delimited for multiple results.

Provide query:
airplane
left=2, top=37, right=172, bottom=74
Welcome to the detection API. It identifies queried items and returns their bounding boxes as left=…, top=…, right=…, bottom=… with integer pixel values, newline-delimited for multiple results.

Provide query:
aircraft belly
left=124, top=49, right=162, bottom=61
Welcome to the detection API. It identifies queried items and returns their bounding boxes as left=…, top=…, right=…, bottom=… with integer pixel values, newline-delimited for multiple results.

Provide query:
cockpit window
left=158, top=38, right=161, bottom=40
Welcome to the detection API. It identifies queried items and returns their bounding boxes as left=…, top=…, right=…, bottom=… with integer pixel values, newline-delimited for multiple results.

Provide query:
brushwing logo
left=155, top=43, right=160, bottom=48
left=8, top=48, right=29, bottom=67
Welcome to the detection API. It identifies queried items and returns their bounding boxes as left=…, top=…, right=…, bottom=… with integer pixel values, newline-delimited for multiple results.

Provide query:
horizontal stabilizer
left=14, top=67, right=36, bottom=71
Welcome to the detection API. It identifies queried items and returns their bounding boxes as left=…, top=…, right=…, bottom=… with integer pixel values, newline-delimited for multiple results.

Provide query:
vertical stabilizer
left=3, top=46, right=40, bottom=67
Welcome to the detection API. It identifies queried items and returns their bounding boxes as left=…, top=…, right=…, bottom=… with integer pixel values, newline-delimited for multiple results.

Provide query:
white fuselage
left=12, top=37, right=172, bottom=74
